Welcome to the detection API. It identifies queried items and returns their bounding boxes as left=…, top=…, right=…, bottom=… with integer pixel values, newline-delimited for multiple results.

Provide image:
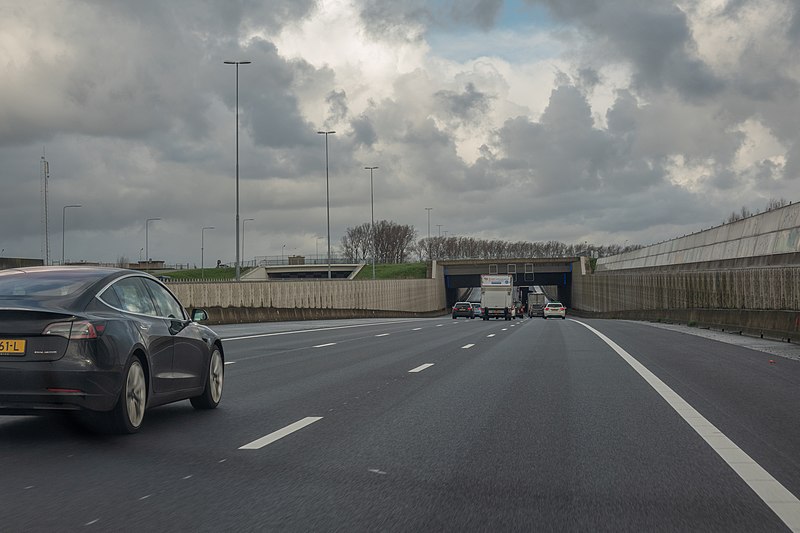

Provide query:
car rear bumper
left=0, top=360, right=124, bottom=414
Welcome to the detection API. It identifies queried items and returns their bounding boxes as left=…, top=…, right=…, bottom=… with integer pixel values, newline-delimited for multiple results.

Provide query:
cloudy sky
left=2, top=0, right=799, bottom=266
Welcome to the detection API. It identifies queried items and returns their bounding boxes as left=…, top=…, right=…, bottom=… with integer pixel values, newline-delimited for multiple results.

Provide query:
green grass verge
left=160, top=263, right=428, bottom=281
left=158, top=267, right=246, bottom=280
left=353, top=262, right=428, bottom=280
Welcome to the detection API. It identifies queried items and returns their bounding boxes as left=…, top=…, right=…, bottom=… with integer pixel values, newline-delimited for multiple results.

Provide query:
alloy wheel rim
left=209, top=351, right=223, bottom=403
left=126, top=361, right=146, bottom=428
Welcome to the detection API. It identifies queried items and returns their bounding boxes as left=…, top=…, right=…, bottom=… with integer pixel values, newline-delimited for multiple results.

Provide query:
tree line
left=340, top=220, right=640, bottom=263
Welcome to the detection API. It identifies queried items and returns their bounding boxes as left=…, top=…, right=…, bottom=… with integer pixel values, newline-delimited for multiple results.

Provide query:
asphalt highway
left=1, top=316, right=799, bottom=532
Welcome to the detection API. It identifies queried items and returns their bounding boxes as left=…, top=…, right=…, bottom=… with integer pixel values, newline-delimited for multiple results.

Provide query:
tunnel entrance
left=439, top=259, right=576, bottom=309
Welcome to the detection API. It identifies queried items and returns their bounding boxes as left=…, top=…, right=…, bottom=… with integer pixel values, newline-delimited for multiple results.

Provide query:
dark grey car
left=0, top=267, right=223, bottom=434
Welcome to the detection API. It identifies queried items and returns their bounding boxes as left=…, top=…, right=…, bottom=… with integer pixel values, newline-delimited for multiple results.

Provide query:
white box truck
left=480, top=274, right=514, bottom=320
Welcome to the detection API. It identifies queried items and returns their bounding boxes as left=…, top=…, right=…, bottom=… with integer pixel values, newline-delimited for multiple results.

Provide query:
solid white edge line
left=239, top=417, right=323, bottom=450
left=224, top=361, right=236, bottom=365
left=408, top=363, right=434, bottom=373
left=313, top=342, right=336, bottom=348
left=461, top=344, right=475, bottom=349
left=223, top=320, right=418, bottom=341
left=571, top=319, right=800, bottom=531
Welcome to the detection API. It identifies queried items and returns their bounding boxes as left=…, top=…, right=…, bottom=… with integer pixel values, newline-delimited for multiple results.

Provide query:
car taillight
left=43, top=320, right=105, bottom=339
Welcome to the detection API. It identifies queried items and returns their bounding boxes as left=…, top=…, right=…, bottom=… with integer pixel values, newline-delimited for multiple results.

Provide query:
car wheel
left=191, top=346, right=224, bottom=410
left=101, top=356, right=147, bottom=434
left=562, top=316, right=566, bottom=320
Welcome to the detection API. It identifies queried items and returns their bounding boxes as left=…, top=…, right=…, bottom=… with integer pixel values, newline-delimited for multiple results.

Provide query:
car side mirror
left=191, top=309, right=208, bottom=322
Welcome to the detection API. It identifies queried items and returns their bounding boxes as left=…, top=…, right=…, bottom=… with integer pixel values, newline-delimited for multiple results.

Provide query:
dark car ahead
left=452, top=301, right=474, bottom=319
left=0, top=267, right=223, bottom=434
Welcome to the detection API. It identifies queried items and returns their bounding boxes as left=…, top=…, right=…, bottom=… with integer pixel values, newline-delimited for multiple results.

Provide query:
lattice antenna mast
left=40, top=148, right=50, bottom=266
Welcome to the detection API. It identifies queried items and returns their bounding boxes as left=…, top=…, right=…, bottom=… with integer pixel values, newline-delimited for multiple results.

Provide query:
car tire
left=562, top=316, right=565, bottom=320
left=93, top=355, right=147, bottom=434
left=452, top=314, right=457, bottom=319
left=191, top=346, right=224, bottom=410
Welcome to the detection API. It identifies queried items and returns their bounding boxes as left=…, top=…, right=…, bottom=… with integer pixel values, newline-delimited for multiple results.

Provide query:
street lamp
left=317, top=130, right=336, bottom=279
left=61, top=204, right=81, bottom=265
left=201, top=226, right=215, bottom=279
left=242, top=218, right=254, bottom=268
left=224, top=60, right=251, bottom=282
left=425, top=207, right=432, bottom=261
left=282, top=244, right=286, bottom=264
left=139, top=248, right=144, bottom=261
left=364, top=166, right=378, bottom=280
left=145, top=218, right=161, bottom=263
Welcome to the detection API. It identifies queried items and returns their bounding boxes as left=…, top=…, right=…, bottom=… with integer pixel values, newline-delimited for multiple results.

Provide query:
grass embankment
left=353, top=262, right=428, bottom=280
left=159, top=267, right=244, bottom=280
left=161, top=263, right=428, bottom=281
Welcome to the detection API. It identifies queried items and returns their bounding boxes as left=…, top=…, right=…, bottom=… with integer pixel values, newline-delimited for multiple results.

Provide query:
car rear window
left=0, top=270, right=101, bottom=298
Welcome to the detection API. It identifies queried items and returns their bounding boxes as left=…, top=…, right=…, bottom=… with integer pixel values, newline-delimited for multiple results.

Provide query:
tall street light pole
left=425, top=207, right=432, bottom=261
left=436, top=224, right=443, bottom=237
left=242, top=218, right=254, bottom=269
left=317, top=130, right=336, bottom=279
left=201, top=226, right=215, bottom=279
left=62, top=204, right=81, bottom=265
left=364, top=166, right=378, bottom=280
left=145, top=217, right=161, bottom=264
left=224, top=60, right=251, bottom=282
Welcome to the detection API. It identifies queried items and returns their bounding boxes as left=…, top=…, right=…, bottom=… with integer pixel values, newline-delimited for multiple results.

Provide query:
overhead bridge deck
left=437, top=258, right=578, bottom=308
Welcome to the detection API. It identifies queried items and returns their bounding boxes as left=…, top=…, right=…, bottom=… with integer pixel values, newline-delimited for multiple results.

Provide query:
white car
left=543, top=302, right=566, bottom=319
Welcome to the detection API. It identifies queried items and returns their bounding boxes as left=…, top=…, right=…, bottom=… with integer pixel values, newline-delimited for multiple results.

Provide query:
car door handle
left=138, top=323, right=150, bottom=331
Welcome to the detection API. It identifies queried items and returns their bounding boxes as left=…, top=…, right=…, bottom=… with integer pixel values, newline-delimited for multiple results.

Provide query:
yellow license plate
left=0, top=339, right=26, bottom=355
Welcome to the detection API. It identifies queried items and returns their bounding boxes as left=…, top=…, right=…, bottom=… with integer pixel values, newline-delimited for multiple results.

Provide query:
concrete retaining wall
left=169, top=279, right=447, bottom=324
left=572, top=262, right=800, bottom=341
left=597, top=202, right=800, bottom=271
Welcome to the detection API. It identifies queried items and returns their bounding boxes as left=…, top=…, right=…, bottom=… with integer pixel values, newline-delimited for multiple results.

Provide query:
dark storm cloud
left=434, top=82, right=493, bottom=125
left=358, top=0, right=431, bottom=39
left=350, top=115, right=379, bottom=147
left=358, top=0, right=502, bottom=36
left=450, top=0, right=504, bottom=30
left=233, top=40, right=318, bottom=149
left=326, top=90, right=350, bottom=126
left=529, top=0, right=723, bottom=99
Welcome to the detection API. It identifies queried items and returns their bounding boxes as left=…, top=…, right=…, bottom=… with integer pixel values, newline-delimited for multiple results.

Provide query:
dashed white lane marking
left=501, top=328, right=508, bottom=331
left=436, top=324, right=444, bottom=327
left=412, top=328, right=422, bottom=331
left=224, top=361, right=236, bottom=365
left=139, top=494, right=152, bottom=501
left=183, top=475, right=193, bottom=480
left=375, top=333, right=390, bottom=337
left=462, top=344, right=475, bottom=349
left=223, top=320, right=416, bottom=341
left=313, top=343, right=337, bottom=348
left=368, top=468, right=387, bottom=475
left=573, top=319, right=800, bottom=532
left=239, top=417, right=324, bottom=450
left=487, top=334, right=496, bottom=338
left=408, top=363, right=434, bottom=373
left=85, top=519, right=99, bottom=526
